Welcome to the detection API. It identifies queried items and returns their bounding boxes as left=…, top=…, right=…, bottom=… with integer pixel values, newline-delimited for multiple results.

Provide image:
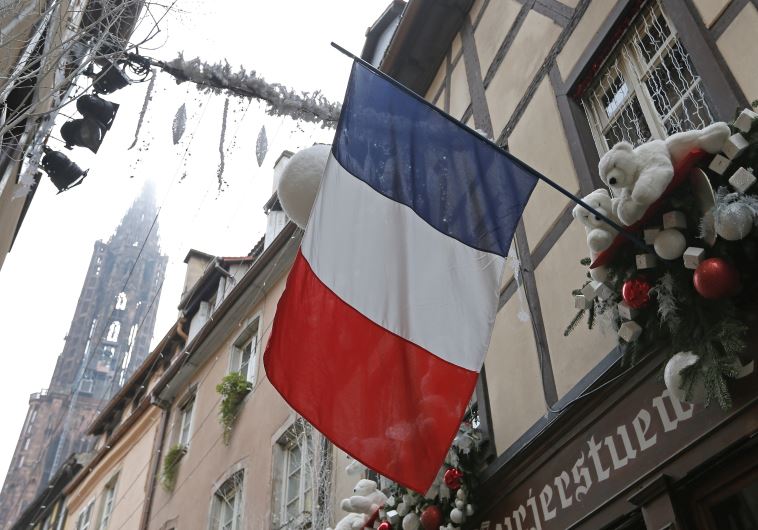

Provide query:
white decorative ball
left=277, top=144, right=330, bottom=228
left=454, top=499, right=464, bottom=510
left=466, top=504, right=474, bottom=517
left=715, top=203, right=754, bottom=241
left=397, top=502, right=408, bottom=517
left=402, top=512, right=420, bottom=530
left=664, top=352, right=705, bottom=403
left=653, top=229, right=687, bottom=260
left=449, top=508, right=465, bottom=525
left=455, top=489, right=466, bottom=501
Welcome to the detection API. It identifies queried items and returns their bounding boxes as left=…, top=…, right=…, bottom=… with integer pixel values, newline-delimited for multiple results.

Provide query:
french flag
left=264, top=61, right=538, bottom=492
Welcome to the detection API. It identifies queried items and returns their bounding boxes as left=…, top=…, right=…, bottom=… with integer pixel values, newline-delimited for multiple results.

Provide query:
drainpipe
left=139, top=340, right=182, bottom=530
left=139, top=394, right=171, bottom=530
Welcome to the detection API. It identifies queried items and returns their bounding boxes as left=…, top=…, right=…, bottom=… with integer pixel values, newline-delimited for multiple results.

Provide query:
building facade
left=376, top=0, right=757, bottom=529
left=0, top=187, right=167, bottom=527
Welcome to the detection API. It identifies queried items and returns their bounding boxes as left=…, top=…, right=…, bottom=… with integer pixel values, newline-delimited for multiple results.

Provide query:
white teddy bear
left=598, top=122, right=730, bottom=225
left=328, top=479, right=388, bottom=530
left=572, top=188, right=619, bottom=280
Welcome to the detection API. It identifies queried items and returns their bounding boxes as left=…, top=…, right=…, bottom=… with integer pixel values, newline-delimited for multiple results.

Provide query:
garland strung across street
left=329, top=422, right=484, bottom=530
left=566, top=108, right=758, bottom=408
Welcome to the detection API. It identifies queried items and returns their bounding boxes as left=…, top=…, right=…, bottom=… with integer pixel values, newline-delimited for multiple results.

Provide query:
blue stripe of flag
left=332, top=61, right=538, bottom=257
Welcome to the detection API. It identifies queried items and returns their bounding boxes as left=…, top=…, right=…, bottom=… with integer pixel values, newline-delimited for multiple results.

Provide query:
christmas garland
left=566, top=108, right=758, bottom=409
left=329, top=421, right=484, bottom=530
left=374, top=422, right=483, bottom=530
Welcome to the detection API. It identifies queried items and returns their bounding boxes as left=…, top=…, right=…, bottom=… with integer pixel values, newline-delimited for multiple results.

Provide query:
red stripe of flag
left=264, top=250, right=479, bottom=492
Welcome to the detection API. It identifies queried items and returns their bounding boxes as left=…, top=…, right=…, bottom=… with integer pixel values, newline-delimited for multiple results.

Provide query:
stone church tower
left=0, top=185, right=167, bottom=526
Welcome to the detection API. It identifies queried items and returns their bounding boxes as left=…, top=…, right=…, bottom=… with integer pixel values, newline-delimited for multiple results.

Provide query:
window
left=75, top=500, right=94, bottom=530
left=97, top=474, right=118, bottom=530
left=115, top=292, right=127, bottom=310
left=80, top=373, right=94, bottom=394
left=177, top=395, right=195, bottom=448
left=106, top=321, right=120, bottom=343
left=275, top=422, right=314, bottom=527
left=582, top=0, right=714, bottom=153
left=230, top=319, right=260, bottom=384
left=209, top=470, right=244, bottom=530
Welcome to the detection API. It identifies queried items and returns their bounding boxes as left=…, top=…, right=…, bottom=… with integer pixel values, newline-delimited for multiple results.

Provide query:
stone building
left=0, top=186, right=167, bottom=527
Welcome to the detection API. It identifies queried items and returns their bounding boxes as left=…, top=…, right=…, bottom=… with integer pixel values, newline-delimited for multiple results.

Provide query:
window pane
left=605, top=97, right=651, bottom=147
left=709, top=479, right=758, bottom=530
left=287, top=470, right=301, bottom=504
left=288, top=445, right=301, bottom=474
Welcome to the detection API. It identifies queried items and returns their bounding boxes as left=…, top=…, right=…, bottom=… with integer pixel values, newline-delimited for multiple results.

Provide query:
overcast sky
left=0, top=0, right=391, bottom=484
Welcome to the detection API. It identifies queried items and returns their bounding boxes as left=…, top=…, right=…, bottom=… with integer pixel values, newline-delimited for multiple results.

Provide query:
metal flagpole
left=330, top=42, right=649, bottom=253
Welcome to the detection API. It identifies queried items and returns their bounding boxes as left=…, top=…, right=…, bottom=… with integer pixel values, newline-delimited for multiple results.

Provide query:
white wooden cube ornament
left=723, top=133, right=749, bottom=159
left=644, top=227, right=661, bottom=245
left=729, top=167, right=756, bottom=194
left=708, top=154, right=731, bottom=176
left=618, top=301, right=639, bottom=320
left=683, top=247, right=705, bottom=269
left=662, top=211, right=687, bottom=230
left=618, top=321, right=643, bottom=342
left=734, top=108, right=758, bottom=133
left=574, top=294, right=592, bottom=309
left=636, top=253, right=657, bottom=270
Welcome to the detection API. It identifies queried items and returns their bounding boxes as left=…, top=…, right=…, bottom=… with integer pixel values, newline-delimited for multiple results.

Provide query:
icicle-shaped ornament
left=172, top=103, right=187, bottom=145
left=256, top=125, right=268, bottom=167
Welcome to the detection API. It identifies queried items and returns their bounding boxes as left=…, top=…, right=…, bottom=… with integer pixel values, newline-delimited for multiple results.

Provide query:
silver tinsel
left=217, top=98, right=229, bottom=189
left=161, top=54, right=341, bottom=128
left=128, top=72, right=156, bottom=150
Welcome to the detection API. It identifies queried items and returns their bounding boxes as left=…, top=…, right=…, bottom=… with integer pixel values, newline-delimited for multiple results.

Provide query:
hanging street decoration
left=217, top=98, right=229, bottom=190
left=255, top=125, right=268, bottom=167
left=566, top=109, right=758, bottom=409
left=172, top=103, right=187, bottom=145
left=128, top=52, right=341, bottom=128
left=128, top=71, right=156, bottom=150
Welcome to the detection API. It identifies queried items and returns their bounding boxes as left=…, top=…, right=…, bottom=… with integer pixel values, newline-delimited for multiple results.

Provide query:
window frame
left=581, top=0, right=715, bottom=154
left=275, top=421, right=314, bottom=527
left=208, top=470, right=245, bottom=530
left=75, top=499, right=95, bottom=530
left=96, top=473, right=119, bottom=530
left=229, top=316, right=261, bottom=385
left=176, top=392, right=196, bottom=449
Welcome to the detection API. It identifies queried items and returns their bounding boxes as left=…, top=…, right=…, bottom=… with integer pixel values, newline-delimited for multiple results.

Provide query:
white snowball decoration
left=402, top=513, right=420, bottom=530
left=653, top=229, right=687, bottom=260
left=396, top=502, right=408, bottom=517
left=450, top=508, right=465, bottom=525
left=664, top=352, right=705, bottom=403
left=277, top=144, right=330, bottom=228
left=715, top=203, right=754, bottom=241
left=454, top=499, right=464, bottom=509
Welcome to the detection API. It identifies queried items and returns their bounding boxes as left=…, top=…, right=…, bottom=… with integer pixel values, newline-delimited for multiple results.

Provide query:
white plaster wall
left=717, top=3, right=758, bottom=102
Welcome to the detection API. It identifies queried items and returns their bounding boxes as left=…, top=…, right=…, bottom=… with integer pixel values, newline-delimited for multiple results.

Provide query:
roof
left=11, top=454, right=82, bottom=530
left=183, top=248, right=214, bottom=264
left=381, top=0, right=474, bottom=95
left=151, top=222, right=300, bottom=401
left=177, top=255, right=255, bottom=313
left=360, top=0, right=406, bottom=64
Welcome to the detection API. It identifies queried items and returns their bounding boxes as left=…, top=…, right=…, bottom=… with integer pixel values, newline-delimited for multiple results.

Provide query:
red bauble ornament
left=378, top=522, right=392, bottom=530
left=622, top=278, right=652, bottom=309
left=693, top=258, right=740, bottom=299
left=420, top=505, right=443, bottom=530
left=443, top=467, right=464, bottom=490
